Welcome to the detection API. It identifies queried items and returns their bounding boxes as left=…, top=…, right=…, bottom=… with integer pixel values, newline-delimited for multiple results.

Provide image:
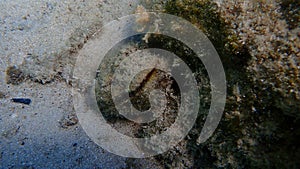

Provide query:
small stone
left=59, top=113, right=78, bottom=129
left=0, top=92, right=5, bottom=99
left=19, top=141, right=25, bottom=146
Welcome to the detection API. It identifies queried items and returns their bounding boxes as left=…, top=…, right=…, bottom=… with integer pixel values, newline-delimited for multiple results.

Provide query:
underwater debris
left=11, top=98, right=32, bottom=105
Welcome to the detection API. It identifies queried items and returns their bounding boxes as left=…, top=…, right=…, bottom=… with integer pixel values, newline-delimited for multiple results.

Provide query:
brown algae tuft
left=6, top=66, right=26, bottom=85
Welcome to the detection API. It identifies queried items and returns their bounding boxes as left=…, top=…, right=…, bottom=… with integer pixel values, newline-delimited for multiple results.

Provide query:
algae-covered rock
left=158, top=0, right=300, bottom=168
left=81, top=0, right=298, bottom=167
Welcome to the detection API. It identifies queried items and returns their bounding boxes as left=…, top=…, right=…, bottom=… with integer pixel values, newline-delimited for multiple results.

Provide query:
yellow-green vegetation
left=157, top=0, right=300, bottom=168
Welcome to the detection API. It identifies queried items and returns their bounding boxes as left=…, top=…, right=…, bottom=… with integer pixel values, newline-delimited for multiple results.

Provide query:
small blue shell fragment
left=11, top=98, right=31, bottom=105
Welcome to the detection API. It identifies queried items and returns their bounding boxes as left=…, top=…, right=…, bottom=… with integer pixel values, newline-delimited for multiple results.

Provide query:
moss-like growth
left=165, top=0, right=249, bottom=67
left=279, top=0, right=300, bottom=29
left=6, top=66, right=26, bottom=85
left=161, top=0, right=300, bottom=168
left=93, top=1, right=299, bottom=168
